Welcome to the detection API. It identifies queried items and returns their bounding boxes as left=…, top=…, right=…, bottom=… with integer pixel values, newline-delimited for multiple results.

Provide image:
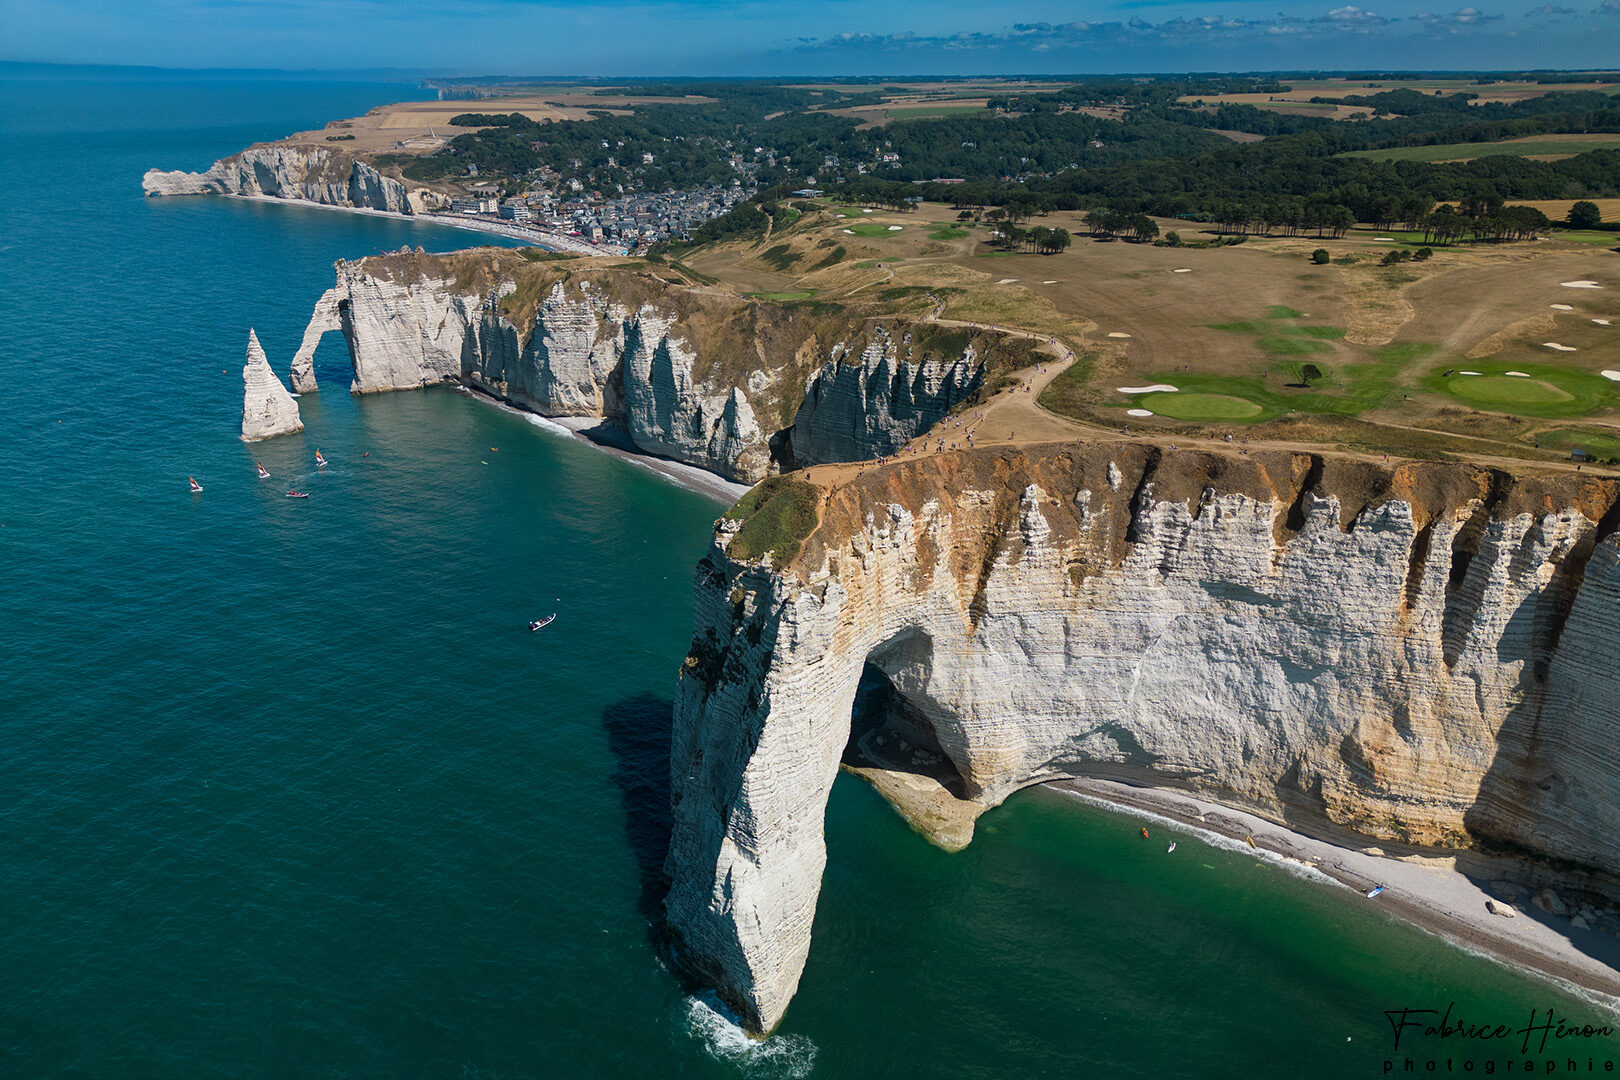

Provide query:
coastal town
left=436, top=179, right=755, bottom=254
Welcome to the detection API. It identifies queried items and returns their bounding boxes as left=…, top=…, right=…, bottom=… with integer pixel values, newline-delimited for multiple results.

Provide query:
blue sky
left=5, top=0, right=1619, bottom=74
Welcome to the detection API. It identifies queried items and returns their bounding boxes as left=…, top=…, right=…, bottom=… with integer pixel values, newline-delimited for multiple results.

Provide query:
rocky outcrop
left=789, top=330, right=982, bottom=466
left=240, top=329, right=302, bottom=441
left=290, top=287, right=341, bottom=393
left=663, top=445, right=1620, bottom=1032
left=292, top=252, right=1003, bottom=485
left=143, top=146, right=413, bottom=213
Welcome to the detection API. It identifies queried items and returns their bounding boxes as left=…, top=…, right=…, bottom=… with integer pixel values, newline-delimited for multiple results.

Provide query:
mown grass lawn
left=1425, top=363, right=1616, bottom=418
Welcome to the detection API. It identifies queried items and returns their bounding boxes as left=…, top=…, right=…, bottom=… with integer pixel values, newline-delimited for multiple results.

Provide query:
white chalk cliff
left=143, top=145, right=414, bottom=214
left=663, top=445, right=1620, bottom=1032
left=240, top=329, right=303, bottom=441
left=790, top=330, right=982, bottom=466
left=289, top=251, right=1003, bottom=483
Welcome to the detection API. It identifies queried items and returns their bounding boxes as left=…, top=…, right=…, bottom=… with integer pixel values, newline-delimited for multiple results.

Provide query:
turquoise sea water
left=1, top=74, right=1614, bottom=1079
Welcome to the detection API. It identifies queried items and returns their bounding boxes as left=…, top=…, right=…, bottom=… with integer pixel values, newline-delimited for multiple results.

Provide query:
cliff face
left=292, top=251, right=1002, bottom=484
left=143, top=146, right=414, bottom=214
left=240, top=329, right=302, bottom=441
left=663, top=445, right=1620, bottom=1032
left=789, top=331, right=981, bottom=466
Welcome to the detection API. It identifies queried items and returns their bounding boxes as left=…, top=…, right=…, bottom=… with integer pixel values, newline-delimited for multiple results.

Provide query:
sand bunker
left=1602, top=371, right=1620, bottom=382
left=842, top=229, right=854, bottom=234
left=1551, top=304, right=1575, bottom=311
left=862, top=209, right=873, bottom=213
left=1562, top=280, right=1602, bottom=289
left=1459, top=371, right=1482, bottom=376
left=1543, top=343, right=1577, bottom=352
left=1506, top=371, right=1531, bottom=377
left=1126, top=409, right=1155, bottom=418
left=1595, top=319, right=1612, bottom=326
left=1118, top=384, right=1179, bottom=394
left=996, top=278, right=1018, bottom=285
left=1172, top=268, right=1192, bottom=274
left=1374, top=237, right=1395, bottom=241
left=1042, top=280, right=1058, bottom=284
left=887, top=225, right=902, bottom=231
left=1107, top=332, right=1132, bottom=339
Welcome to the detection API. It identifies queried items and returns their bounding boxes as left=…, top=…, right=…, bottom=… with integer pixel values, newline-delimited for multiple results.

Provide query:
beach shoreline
left=1047, top=776, right=1620, bottom=1014
left=452, top=384, right=750, bottom=505
left=220, top=193, right=624, bottom=257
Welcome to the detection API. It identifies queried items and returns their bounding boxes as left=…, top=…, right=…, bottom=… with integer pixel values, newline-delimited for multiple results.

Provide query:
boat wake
left=682, top=994, right=816, bottom=1078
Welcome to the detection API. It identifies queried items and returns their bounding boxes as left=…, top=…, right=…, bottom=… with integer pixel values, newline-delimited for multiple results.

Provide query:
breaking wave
left=682, top=993, right=816, bottom=1078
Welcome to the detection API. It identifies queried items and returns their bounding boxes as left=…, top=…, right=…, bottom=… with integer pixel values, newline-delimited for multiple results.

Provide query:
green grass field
left=929, top=227, right=969, bottom=240
left=845, top=222, right=900, bottom=237
left=1343, top=135, right=1620, bottom=163
left=742, top=290, right=817, bottom=301
left=832, top=206, right=868, bottom=218
left=1425, top=363, right=1616, bottom=418
left=1558, top=230, right=1620, bottom=245
left=1139, top=392, right=1265, bottom=421
left=1535, top=428, right=1620, bottom=460
left=886, top=105, right=985, bottom=118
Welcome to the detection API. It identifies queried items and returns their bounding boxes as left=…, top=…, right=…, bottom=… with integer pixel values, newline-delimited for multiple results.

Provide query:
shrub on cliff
left=724, top=477, right=819, bottom=566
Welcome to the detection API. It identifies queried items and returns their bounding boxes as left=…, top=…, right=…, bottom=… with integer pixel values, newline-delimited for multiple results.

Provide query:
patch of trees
left=1082, top=210, right=1158, bottom=241
left=1418, top=202, right=1551, bottom=244
left=992, top=225, right=1073, bottom=254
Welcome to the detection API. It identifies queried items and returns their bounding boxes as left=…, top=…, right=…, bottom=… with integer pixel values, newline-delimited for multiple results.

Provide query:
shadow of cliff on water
left=601, top=693, right=676, bottom=934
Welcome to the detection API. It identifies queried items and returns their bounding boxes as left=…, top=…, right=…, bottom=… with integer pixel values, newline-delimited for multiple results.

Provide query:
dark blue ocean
left=0, top=72, right=1610, bottom=1079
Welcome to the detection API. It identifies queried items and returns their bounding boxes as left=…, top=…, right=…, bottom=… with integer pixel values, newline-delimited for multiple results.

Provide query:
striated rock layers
left=789, top=328, right=982, bottom=466
left=241, top=329, right=302, bottom=441
left=291, top=250, right=1014, bottom=483
left=143, top=146, right=413, bottom=214
left=664, top=444, right=1620, bottom=1032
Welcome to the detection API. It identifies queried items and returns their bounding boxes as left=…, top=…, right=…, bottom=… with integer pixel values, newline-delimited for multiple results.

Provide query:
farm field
left=1343, top=133, right=1620, bottom=163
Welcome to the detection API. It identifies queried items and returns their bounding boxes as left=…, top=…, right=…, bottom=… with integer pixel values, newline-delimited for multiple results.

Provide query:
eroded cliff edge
left=663, top=444, right=1620, bottom=1032
left=296, top=249, right=1032, bottom=482
left=143, top=144, right=415, bottom=213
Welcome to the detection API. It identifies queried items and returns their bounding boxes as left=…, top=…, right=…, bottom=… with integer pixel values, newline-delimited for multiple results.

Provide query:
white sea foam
left=684, top=994, right=817, bottom=1079
left=523, top=414, right=575, bottom=437
left=1118, top=383, right=1178, bottom=394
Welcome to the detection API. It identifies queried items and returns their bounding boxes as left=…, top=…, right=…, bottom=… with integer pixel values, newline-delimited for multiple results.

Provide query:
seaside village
left=435, top=171, right=753, bottom=253
left=415, top=137, right=913, bottom=253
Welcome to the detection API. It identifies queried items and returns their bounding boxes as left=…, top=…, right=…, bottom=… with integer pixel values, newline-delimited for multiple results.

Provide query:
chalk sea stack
left=240, top=329, right=303, bottom=441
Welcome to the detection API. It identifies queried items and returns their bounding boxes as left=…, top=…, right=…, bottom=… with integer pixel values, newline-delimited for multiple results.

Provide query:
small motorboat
left=315, top=451, right=328, bottom=468
left=256, top=462, right=271, bottom=479
left=1366, top=884, right=1385, bottom=899
left=188, top=476, right=203, bottom=493
left=528, top=614, right=557, bottom=632
left=1167, top=842, right=1177, bottom=853
left=285, top=490, right=309, bottom=499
